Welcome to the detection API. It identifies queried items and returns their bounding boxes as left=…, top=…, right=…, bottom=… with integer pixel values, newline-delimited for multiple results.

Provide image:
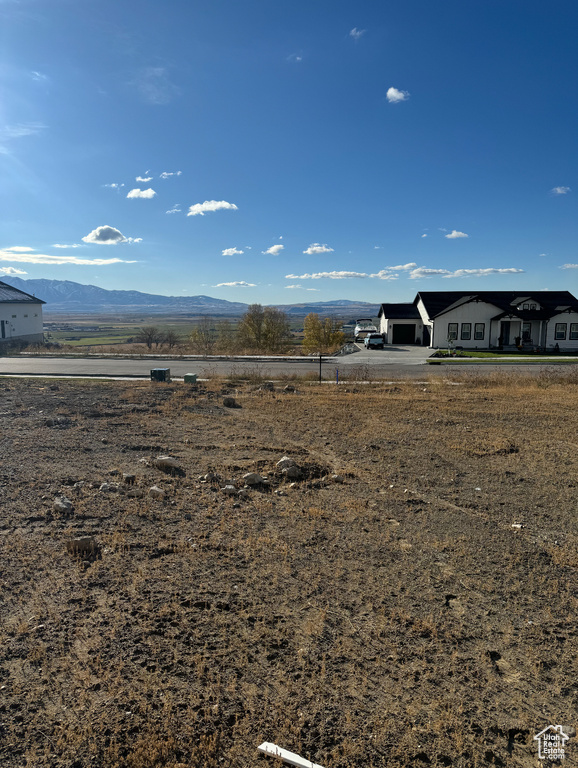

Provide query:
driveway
left=339, top=344, right=433, bottom=366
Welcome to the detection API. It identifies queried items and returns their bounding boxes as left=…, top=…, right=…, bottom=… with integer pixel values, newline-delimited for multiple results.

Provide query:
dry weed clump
left=0, top=376, right=577, bottom=767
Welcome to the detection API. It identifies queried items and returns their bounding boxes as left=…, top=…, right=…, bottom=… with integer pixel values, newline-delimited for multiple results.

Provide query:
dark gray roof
left=417, top=291, right=578, bottom=320
left=0, top=280, right=45, bottom=304
left=378, top=303, right=421, bottom=319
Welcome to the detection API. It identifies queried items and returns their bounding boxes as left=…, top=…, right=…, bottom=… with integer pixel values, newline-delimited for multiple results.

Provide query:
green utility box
left=150, top=368, right=171, bottom=382
left=184, top=373, right=197, bottom=383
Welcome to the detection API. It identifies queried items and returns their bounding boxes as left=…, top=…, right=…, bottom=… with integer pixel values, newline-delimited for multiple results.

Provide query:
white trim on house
left=379, top=291, right=578, bottom=351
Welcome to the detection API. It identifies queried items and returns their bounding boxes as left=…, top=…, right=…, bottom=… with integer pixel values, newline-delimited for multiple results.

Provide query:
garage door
left=392, top=324, right=416, bottom=344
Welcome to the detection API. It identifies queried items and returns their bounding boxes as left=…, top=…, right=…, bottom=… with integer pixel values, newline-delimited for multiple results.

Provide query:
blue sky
left=0, top=0, right=576, bottom=304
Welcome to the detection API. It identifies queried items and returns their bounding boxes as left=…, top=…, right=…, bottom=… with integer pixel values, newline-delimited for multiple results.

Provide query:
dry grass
left=0, top=374, right=577, bottom=767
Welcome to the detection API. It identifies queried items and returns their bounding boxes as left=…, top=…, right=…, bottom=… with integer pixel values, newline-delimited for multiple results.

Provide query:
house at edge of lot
left=378, top=291, right=578, bottom=350
left=0, top=280, right=45, bottom=345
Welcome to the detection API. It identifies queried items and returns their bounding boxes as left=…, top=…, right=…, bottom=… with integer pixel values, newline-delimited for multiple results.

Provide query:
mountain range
left=2, top=277, right=379, bottom=317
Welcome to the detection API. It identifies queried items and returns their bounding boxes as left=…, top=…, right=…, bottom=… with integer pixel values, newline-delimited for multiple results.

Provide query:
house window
left=474, top=323, right=485, bottom=340
left=570, top=323, right=578, bottom=340
left=23, top=314, right=28, bottom=318
left=530, top=304, right=536, bottom=310
left=523, top=303, right=529, bottom=310
left=11, top=314, right=16, bottom=318
left=555, top=323, right=567, bottom=340
left=448, top=323, right=458, bottom=341
left=522, top=322, right=532, bottom=341
left=461, top=323, right=471, bottom=340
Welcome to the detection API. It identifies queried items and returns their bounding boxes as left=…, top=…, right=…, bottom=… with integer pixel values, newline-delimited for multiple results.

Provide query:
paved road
left=0, top=353, right=427, bottom=379
left=0, top=347, right=573, bottom=380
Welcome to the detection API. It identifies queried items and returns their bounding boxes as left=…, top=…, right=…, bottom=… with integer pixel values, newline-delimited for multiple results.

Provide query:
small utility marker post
left=319, top=353, right=322, bottom=383
left=258, top=742, right=326, bottom=768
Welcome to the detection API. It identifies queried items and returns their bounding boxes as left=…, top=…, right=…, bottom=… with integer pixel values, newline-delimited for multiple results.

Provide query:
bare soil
left=1, top=375, right=577, bottom=768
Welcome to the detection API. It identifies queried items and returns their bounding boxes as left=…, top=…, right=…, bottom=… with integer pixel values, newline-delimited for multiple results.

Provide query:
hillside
left=2, top=277, right=379, bottom=317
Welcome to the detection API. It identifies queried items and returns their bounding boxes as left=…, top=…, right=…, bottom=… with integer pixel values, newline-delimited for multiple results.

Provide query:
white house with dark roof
left=379, top=291, right=578, bottom=351
left=0, top=280, right=45, bottom=345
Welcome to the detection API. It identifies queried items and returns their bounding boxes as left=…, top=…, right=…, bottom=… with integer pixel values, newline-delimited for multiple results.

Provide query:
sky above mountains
left=0, top=0, right=576, bottom=303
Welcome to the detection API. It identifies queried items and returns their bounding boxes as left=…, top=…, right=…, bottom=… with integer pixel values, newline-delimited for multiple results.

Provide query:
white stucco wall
left=545, top=312, right=578, bottom=350
left=431, top=301, right=501, bottom=348
left=0, top=302, right=44, bottom=343
left=416, top=298, right=429, bottom=323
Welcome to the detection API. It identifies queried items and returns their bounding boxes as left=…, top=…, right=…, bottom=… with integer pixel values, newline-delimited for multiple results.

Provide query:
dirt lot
left=1, top=372, right=577, bottom=768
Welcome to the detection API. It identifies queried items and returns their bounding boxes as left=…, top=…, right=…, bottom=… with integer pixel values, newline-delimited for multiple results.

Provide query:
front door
left=0, top=321, right=5, bottom=339
left=500, top=321, right=510, bottom=345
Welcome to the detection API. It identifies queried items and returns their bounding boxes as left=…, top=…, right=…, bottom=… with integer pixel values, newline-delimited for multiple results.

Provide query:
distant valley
left=3, top=277, right=379, bottom=317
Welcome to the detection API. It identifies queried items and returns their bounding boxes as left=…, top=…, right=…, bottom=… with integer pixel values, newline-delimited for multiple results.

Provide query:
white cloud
left=222, top=247, right=244, bottom=256
left=133, top=66, right=180, bottom=105
left=127, top=187, right=156, bottom=199
left=551, top=186, right=571, bottom=195
left=166, top=205, right=181, bottom=214
left=1, top=123, right=46, bottom=139
left=421, top=234, right=428, bottom=238
left=82, top=225, right=130, bottom=244
left=369, top=270, right=399, bottom=280
left=303, top=243, right=334, bottom=255
left=30, top=71, right=49, bottom=83
left=442, top=268, right=524, bottom=278
left=409, top=268, right=452, bottom=279
left=52, top=243, right=81, bottom=249
left=387, top=87, right=410, bottom=103
left=263, top=244, right=284, bottom=256
left=287, top=53, right=303, bottom=63
left=409, top=266, right=523, bottom=279
left=285, top=284, right=322, bottom=291
left=187, top=200, right=238, bottom=216
left=560, top=263, right=578, bottom=269
left=103, top=182, right=124, bottom=190
left=136, top=175, right=153, bottom=182
left=215, top=280, right=256, bottom=287
left=385, top=262, right=418, bottom=271
left=445, top=230, right=469, bottom=239
left=286, top=271, right=368, bottom=279
left=0, top=247, right=136, bottom=266
left=7, top=246, right=35, bottom=252
left=160, top=171, right=182, bottom=179
left=349, top=27, right=366, bottom=40
left=0, top=266, right=27, bottom=275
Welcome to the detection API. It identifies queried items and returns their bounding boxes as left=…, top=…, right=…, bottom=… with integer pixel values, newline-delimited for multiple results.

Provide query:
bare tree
left=215, top=319, right=238, bottom=353
left=189, top=317, right=217, bottom=354
left=135, top=326, right=162, bottom=350
left=162, top=329, right=182, bottom=350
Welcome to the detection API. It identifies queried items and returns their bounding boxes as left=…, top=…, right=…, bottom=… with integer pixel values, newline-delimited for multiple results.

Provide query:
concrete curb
left=427, top=358, right=578, bottom=365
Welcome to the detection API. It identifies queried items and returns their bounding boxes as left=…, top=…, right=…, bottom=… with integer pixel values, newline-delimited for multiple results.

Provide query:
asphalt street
left=0, top=347, right=573, bottom=380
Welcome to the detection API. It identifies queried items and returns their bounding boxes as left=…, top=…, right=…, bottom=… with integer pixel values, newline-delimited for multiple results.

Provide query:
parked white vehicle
left=364, top=333, right=385, bottom=349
